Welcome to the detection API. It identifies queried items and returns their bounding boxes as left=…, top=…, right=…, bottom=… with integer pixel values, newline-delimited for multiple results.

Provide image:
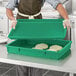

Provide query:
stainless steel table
left=0, top=41, right=76, bottom=76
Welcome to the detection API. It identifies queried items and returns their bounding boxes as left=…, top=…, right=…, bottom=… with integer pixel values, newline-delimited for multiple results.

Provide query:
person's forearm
left=6, top=8, right=15, bottom=20
left=56, top=4, right=69, bottom=20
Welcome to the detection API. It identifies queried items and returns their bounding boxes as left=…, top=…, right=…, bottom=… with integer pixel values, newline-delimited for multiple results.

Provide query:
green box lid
left=8, top=19, right=67, bottom=39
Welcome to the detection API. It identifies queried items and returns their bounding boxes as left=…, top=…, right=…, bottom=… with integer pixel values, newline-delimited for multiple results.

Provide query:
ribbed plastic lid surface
left=8, top=19, right=67, bottom=39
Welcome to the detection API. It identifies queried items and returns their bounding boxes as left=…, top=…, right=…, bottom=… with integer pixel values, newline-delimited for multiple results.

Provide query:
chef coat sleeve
left=6, top=0, right=18, bottom=10
left=46, top=0, right=62, bottom=9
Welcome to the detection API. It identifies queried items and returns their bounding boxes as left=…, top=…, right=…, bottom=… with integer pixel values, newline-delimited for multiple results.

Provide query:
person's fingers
left=65, top=23, right=71, bottom=30
left=64, top=23, right=67, bottom=29
left=63, top=20, right=71, bottom=30
left=11, top=22, right=14, bottom=29
left=11, top=22, right=15, bottom=29
left=63, top=19, right=71, bottom=30
left=64, top=24, right=66, bottom=29
left=68, top=23, right=71, bottom=28
left=11, top=20, right=17, bottom=29
left=11, top=24, right=13, bottom=28
left=63, top=23, right=66, bottom=29
left=13, top=25, right=15, bottom=29
left=12, top=21, right=17, bottom=29
left=67, top=22, right=71, bottom=29
left=13, top=22, right=16, bottom=29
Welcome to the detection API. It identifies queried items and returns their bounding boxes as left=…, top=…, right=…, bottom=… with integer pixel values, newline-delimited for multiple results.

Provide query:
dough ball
left=48, top=48, right=57, bottom=51
left=48, top=45, right=62, bottom=51
left=34, top=43, right=48, bottom=49
left=32, top=47, right=43, bottom=50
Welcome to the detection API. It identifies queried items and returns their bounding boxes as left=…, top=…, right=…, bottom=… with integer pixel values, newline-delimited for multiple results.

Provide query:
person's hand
left=11, top=19, right=17, bottom=29
left=63, top=19, right=71, bottom=30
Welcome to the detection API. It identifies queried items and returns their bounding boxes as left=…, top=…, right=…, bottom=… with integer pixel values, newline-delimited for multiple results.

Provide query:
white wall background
left=72, top=0, right=76, bottom=12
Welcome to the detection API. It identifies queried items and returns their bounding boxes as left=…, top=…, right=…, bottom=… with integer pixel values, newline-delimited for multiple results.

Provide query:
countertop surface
left=0, top=41, right=76, bottom=73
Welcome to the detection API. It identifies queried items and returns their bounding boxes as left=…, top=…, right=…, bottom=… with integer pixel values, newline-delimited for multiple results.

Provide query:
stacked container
left=6, top=19, right=72, bottom=60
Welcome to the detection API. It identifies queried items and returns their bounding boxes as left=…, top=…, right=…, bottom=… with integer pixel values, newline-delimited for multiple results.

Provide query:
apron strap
left=18, top=11, right=41, bottom=19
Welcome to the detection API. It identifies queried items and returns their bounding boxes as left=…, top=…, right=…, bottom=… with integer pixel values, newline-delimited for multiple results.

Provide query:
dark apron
left=16, top=0, right=42, bottom=76
left=17, top=0, right=42, bottom=19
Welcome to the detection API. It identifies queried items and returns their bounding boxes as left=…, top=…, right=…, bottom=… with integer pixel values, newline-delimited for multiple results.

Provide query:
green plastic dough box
left=6, top=19, right=72, bottom=60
